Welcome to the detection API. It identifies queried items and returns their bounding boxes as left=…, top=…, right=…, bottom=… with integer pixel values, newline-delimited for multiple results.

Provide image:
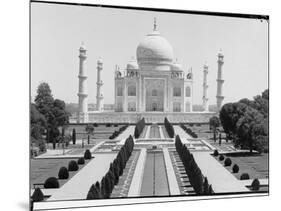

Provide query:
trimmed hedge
left=224, top=158, right=232, bottom=166
left=164, top=117, right=175, bottom=138
left=44, top=177, right=59, bottom=189
left=251, top=178, right=260, bottom=191
left=72, top=128, right=76, bottom=145
left=109, top=125, right=128, bottom=139
left=87, top=135, right=135, bottom=199
left=58, top=167, right=69, bottom=179
left=68, top=160, right=79, bottom=171
left=219, top=155, right=225, bottom=161
left=134, top=118, right=145, bottom=138
left=240, top=173, right=250, bottom=180
left=77, top=157, right=85, bottom=165
left=175, top=135, right=213, bottom=195
left=84, top=149, right=92, bottom=160
left=31, top=188, right=44, bottom=202
left=232, top=164, right=239, bottom=173
left=180, top=124, right=198, bottom=138
left=213, top=150, right=219, bottom=157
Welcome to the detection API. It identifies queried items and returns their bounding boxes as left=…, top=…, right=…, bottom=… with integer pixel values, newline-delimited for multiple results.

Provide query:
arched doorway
left=152, top=102, right=157, bottom=111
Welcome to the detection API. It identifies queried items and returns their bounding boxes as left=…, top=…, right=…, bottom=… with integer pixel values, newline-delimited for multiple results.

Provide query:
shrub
left=31, top=188, right=44, bottom=202
left=232, top=164, right=239, bottom=173
left=72, top=128, right=76, bottom=145
left=224, top=158, right=232, bottom=166
left=77, top=157, right=85, bottom=165
left=134, top=118, right=145, bottom=138
left=251, top=178, right=260, bottom=191
left=219, top=154, right=225, bottom=161
left=38, top=139, right=46, bottom=152
left=164, top=117, right=175, bottom=138
left=44, top=177, right=59, bottom=189
left=86, top=191, right=95, bottom=200
left=58, top=167, right=69, bottom=179
left=84, top=149, right=92, bottom=160
left=68, top=160, right=79, bottom=171
left=213, top=150, right=219, bottom=156
left=240, top=173, right=250, bottom=180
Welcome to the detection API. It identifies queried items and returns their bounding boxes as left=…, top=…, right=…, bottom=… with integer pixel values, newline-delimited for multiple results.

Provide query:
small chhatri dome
left=136, top=18, right=174, bottom=69
left=127, top=57, right=139, bottom=70
left=171, top=60, right=183, bottom=71
left=79, top=41, right=86, bottom=51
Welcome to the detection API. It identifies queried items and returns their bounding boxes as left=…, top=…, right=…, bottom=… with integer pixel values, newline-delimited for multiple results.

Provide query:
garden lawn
left=214, top=152, right=269, bottom=180
left=30, top=158, right=90, bottom=189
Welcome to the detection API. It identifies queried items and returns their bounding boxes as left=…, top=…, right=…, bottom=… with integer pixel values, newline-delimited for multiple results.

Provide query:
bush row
left=164, top=117, right=175, bottom=138
left=86, top=135, right=135, bottom=199
left=134, top=118, right=145, bottom=138
left=175, top=135, right=213, bottom=195
left=43, top=150, right=92, bottom=189
left=213, top=150, right=257, bottom=181
left=109, top=125, right=128, bottom=139
left=180, top=124, right=198, bottom=138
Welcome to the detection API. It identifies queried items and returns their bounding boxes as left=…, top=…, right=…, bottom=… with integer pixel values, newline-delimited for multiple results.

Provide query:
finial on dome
left=153, top=17, right=157, bottom=31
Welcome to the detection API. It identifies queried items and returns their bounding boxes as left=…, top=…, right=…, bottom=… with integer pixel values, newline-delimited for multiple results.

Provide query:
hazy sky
left=31, top=3, right=268, bottom=105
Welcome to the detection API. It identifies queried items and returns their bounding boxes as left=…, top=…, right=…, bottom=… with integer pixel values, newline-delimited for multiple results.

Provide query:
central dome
left=136, top=27, right=174, bottom=69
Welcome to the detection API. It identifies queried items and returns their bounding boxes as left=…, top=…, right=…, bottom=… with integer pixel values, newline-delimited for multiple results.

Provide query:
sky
left=31, top=2, right=268, bottom=105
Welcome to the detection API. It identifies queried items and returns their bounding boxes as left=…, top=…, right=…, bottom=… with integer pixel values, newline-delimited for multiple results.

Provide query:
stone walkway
left=145, top=126, right=151, bottom=139
left=115, top=126, right=135, bottom=141
left=159, top=126, right=165, bottom=139
left=193, top=152, right=249, bottom=193
left=48, top=153, right=117, bottom=201
left=127, top=148, right=147, bottom=197
left=162, top=148, right=180, bottom=195
left=174, top=126, right=192, bottom=144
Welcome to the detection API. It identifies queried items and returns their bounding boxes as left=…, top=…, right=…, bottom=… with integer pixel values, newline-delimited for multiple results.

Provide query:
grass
left=30, top=158, right=90, bottom=189
left=214, top=152, right=269, bottom=180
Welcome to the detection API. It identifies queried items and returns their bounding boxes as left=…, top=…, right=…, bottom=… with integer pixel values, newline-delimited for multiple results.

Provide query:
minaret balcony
left=78, top=93, right=88, bottom=97
left=96, top=81, right=104, bottom=86
left=216, top=95, right=224, bottom=100
left=216, top=79, right=224, bottom=83
left=78, top=75, right=87, bottom=79
left=96, top=95, right=104, bottom=100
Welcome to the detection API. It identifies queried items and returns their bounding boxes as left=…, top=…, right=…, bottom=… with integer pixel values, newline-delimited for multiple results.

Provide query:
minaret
left=216, top=49, right=224, bottom=111
left=77, top=42, right=88, bottom=123
left=202, top=63, right=209, bottom=111
left=96, top=58, right=104, bottom=111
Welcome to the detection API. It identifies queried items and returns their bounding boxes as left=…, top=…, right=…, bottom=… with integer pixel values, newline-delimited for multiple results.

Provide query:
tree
left=72, top=128, right=76, bottom=145
left=30, top=104, right=47, bottom=140
left=236, top=106, right=265, bottom=153
left=85, top=124, right=94, bottom=144
left=219, top=102, right=248, bottom=139
left=209, top=116, right=220, bottom=142
left=34, top=83, right=70, bottom=144
left=34, top=82, right=54, bottom=122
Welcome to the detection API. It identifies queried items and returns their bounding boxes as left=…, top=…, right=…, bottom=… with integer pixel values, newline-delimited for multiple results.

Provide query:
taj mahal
left=76, top=19, right=225, bottom=123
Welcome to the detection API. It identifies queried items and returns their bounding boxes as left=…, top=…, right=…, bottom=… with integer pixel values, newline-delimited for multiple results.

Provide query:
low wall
left=78, top=112, right=216, bottom=124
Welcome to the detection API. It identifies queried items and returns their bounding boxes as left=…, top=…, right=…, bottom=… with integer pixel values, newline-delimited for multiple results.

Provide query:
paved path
left=174, top=126, right=192, bottom=144
left=193, top=152, right=249, bottom=193
left=162, top=148, right=180, bottom=195
left=159, top=126, right=165, bottom=139
left=48, top=153, right=117, bottom=201
left=127, top=148, right=147, bottom=197
left=115, top=126, right=135, bottom=140
left=145, top=126, right=151, bottom=139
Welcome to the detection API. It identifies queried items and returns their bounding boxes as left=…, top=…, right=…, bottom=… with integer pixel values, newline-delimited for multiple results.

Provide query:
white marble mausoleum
left=114, top=20, right=193, bottom=113
left=76, top=19, right=225, bottom=123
